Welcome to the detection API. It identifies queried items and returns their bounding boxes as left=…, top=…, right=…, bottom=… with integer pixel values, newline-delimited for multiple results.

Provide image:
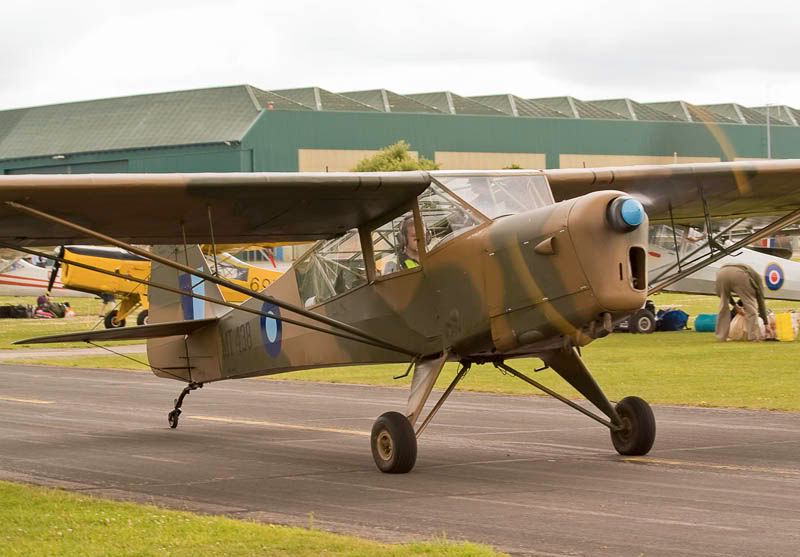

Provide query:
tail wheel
left=168, top=409, right=181, bottom=429
left=611, top=396, right=656, bottom=455
left=136, top=309, right=149, bottom=326
left=104, top=309, right=125, bottom=329
left=370, top=411, right=417, bottom=473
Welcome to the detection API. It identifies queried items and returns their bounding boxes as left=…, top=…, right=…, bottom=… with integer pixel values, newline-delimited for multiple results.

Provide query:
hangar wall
left=240, top=110, right=799, bottom=173
left=0, top=144, right=250, bottom=175
left=558, top=154, right=720, bottom=168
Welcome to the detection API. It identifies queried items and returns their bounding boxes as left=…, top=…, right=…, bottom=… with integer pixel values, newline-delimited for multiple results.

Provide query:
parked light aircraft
left=648, top=225, right=800, bottom=301
left=0, top=256, right=92, bottom=297
left=52, top=246, right=283, bottom=327
left=2, top=161, right=800, bottom=473
left=0, top=246, right=282, bottom=326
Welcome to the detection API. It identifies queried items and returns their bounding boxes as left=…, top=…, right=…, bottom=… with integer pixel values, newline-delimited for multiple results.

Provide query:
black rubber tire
left=370, top=411, right=417, bottom=474
left=104, top=309, right=125, bottom=329
left=611, top=396, right=656, bottom=455
left=168, top=409, right=181, bottom=429
left=136, top=309, right=149, bottom=326
left=631, top=309, right=655, bottom=334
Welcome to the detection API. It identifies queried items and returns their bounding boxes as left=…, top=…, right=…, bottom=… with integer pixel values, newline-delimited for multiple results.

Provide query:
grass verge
left=0, top=296, right=144, bottom=350
left=13, top=355, right=150, bottom=371
left=8, top=293, right=800, bottom=411
left=0, top=481, right=500, bottom=556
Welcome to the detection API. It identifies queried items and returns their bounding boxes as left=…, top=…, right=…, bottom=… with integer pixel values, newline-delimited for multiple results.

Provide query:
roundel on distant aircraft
left=260, top=302, right=282, bottom=357
left=765, top=263, right=784, bottom=291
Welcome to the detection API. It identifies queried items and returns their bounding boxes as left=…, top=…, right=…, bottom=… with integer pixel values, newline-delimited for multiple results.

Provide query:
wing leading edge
left=0, top=172, right=431, bottom=246
left=545, top=159, right=800, bottom=226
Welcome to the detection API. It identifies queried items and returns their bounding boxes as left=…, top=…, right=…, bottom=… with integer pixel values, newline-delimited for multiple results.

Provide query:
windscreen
left=432, top=174, right=554, bottom=219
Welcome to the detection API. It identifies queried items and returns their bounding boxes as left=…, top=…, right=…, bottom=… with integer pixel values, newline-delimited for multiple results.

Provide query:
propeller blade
left=47, top=246, right=65, bottom=293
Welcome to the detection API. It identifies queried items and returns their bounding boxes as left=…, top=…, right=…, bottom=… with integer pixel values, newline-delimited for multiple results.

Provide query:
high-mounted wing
left=0, top=172, right=430, bottom=246
left=545, top=159, right=800, bottom=225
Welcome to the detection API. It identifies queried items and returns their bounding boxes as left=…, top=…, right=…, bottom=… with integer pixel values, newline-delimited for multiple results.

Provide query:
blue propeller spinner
left=620, top=198, right=645, bottom=227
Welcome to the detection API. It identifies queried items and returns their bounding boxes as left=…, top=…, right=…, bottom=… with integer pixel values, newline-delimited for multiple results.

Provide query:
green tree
left=352, top=140, right=439, bottom=172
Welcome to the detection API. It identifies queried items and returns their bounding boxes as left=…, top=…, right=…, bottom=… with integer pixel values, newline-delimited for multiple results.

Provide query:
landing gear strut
left=168, top=382, right=202, bottom=429
left=496, top=348, right=656, bottom=456
left=370, top=356, right=469, bottom=474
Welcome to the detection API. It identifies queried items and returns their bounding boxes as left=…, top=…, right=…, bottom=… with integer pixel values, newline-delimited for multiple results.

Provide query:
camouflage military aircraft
left=1, top=160, right=799, bottom=473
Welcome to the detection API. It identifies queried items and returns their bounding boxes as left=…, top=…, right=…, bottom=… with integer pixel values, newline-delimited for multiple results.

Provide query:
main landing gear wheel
left=371, top=411, right=417, bottom=474
left=104, top=309, right=125, bottom=329
left=611, top=396, right=656, bottom=455
left=136, top=309, right=149, bottom=326
left=631, top=309, right=655, bottom=334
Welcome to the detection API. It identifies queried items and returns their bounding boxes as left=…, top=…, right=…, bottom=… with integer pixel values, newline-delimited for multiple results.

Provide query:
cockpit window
left=433, top=174, right=554, bottom=219
left=216, top=255, right=249, bottom=282
left=372, top=210, right=418, bottom=277
left=294, top=230, right=366, bottom=307
left=418, top=182, right=483, bottom=251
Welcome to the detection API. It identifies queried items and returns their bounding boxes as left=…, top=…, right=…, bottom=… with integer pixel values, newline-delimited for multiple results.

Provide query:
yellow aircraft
left=52, top=246, right=283, bottom=327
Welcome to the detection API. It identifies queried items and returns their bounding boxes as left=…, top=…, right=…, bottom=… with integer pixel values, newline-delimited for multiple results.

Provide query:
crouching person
left=715, top=264, right=771, bottom=341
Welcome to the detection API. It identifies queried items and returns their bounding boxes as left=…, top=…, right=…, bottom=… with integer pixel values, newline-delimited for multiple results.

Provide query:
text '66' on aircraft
left=2, top=160, right=800, bottom=473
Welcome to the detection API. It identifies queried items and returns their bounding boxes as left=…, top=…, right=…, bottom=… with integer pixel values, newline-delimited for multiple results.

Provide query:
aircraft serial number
left=221, top=322, right=253, bottom=357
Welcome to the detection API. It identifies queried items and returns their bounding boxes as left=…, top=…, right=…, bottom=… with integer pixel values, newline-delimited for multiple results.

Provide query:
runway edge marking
left=624, top=456, right=800, bottom=477
left=0, top=395, right=54, bottom=405
left=189, top=415, right=369, bottom=436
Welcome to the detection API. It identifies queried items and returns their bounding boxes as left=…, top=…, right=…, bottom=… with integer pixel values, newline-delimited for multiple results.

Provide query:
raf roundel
left=260, top=302, right=282, bottom=357
left=764, top=263, right=784, bottom=291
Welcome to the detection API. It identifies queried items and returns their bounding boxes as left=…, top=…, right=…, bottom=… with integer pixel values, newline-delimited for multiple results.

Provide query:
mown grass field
left=5, top=293, right=800, bottom=410
left=0, top=481, right=499, bottom=557
left=0, top=295, right=144, bottom=350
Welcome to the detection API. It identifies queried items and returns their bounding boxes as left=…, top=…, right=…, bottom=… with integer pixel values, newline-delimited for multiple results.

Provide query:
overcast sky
left=2, top=0, right=798, bottom=110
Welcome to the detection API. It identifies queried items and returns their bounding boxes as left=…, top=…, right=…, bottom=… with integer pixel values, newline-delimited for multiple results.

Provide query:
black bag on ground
left=0, top=304, right=33, bottom=318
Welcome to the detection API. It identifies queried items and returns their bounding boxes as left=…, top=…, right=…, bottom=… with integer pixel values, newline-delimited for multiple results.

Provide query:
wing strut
left=649, top=208, right=800, bottom=295
left=651, top=218, right=745, bottom=284
left=668, top=203, right=683, bottom=272
left=1, top=241, right=416, bottom=356
left=5, top=201, right=414, bottom=356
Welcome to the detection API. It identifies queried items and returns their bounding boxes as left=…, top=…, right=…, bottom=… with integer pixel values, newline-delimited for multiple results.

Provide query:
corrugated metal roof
left=702, top=103, right=786, bottom=126
left=645, top=101, right=739, bottom=124
left=338, top=89, right=440, bottom=113
left=589, top=98, right=678, bottom=122
left=645, top=101, right=693, bottom=122
left=752, top=106, right=798, bottom=126
left=406, top=92, right=506, bottom=115
left=531, top=96, right=626, bottom=120
left=0, top=85, right=262, bottom=160
left=469, top=94, right=568, bottom=118
left=248, top=87, right=311, bottom=111
left=271, top=87, right=378, bottom=112
left=2, top=83, right=798, bottom=162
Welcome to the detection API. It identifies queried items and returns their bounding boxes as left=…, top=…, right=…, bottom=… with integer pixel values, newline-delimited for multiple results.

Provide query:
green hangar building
left=1, top=85, right=799, bottom=176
